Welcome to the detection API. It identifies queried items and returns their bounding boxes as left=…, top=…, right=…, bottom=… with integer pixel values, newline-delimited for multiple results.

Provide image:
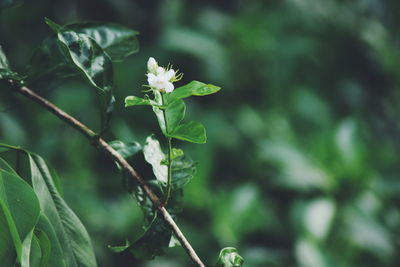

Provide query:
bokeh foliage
left=1, top=0, right=400, bottom=266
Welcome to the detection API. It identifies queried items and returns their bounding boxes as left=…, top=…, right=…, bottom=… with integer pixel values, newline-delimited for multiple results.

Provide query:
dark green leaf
left=57, top=30, right=113, bottom=92
left=65, top=22, right=139, bottom=62
left=0, top=45, right=10, bottom=70
left=165, top=99, right=186, bottom=134
left=44, top=17, right=62, bottom=33
left=109, top=140, right=142, bottom=159
left=34, top=229, right=51, bottom=267
left=28, top=235, right=42, bottom=267
left=171, top=155, right=197, bottom=190
left=215, top=247, right=244, bottom=267
left=130, top=213, right=172, bottom=260
left=166, top=80, right=221, bottom=103
left=170, top=121, right=207, bottom=144
left=143, top=136, right=167, bottom=185
left=0, top=169, right=41, bottom=265
left=25, top=36, right=77, bottom=83
left=0, top=45, right=21, bottom=81
left=0, top=0, right=23, bottom=9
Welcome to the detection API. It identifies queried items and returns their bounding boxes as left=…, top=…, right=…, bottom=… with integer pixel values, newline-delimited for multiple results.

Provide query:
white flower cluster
left=146, top=57, right=181, bottom=93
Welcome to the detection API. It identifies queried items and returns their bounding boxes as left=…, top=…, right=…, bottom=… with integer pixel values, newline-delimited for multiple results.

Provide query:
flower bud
left=147, top=57, right=158, bottom=74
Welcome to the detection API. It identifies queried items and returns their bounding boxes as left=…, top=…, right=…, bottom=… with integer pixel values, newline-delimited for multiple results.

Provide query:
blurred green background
left=1, top=0, right=400, bottom=266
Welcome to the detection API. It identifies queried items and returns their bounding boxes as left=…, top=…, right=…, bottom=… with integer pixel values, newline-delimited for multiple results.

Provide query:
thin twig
left=9, top=83, right=206, bottom=267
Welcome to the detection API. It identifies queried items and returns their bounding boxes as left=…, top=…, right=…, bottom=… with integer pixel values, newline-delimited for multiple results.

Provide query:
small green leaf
left=0, top=45, right=21, bottom=81
left=44, top=17, right=62, bottom=33
left=124, top=96, right=152, bottom=107
left=108, top=240, right=130, bottom=253
left=64, top=22, right=139, bottom=62
left=167, top=80, right=221, bottom=103
left=171, top=148, right=184, bottom=160
left=215, top=247, right=244, bottom=267
left=143, top=136, right=167, bottom=185
left=165, top=99, right=186, bottom=135
left=170, top=121, right=207, bottom=144
left=57, top=30, right=113, bottom=92
left=171, top=155, right=196, bottom=190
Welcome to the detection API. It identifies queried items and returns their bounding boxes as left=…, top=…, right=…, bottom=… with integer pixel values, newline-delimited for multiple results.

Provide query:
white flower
left=147, top=57, right=158, bottom=74
left=146, top=57, right=176, bottom=93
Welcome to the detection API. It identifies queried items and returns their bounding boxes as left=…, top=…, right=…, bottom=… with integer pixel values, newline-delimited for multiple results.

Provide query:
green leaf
left=171, top=155, right=197, bottom=190
left=44, top=17, right=62, bottom=33
left=107, top=240, right=130, bottom=253
left=0, top=0, right=23, bottom=9
left=64, top=22, right=139, bottom=62
left=57, top=30, right=113, bottom=93
left=27, top=153, right=97, bottom=267
left=143, top=136, right=167, bottom=185
left=0, top=146, right=97, bottom=267
left=29, top=234, right=42, bottom=267
left=0, top=45, right=10, bottom=70
left=109, top=140, right=142, bottom=159
left=129, top=213, right=172, bottom=260
left=34, top=214, right=67, bottom=267
left=0, top=169, right=41, bottom=266
left=25, top=36, right=77, bottom=83
left=165, top=99, right=186, bottom=135
left=215, top=247, right=244, bottom=267
left=166, top=80, right=221, bottom=103
left=170, top=121, right=207, bottom=144
left=0, top=45, right=21, bottom=81
left=124, top=96, right=152, bottom=107
left=171, top=148, right=184, bottom=160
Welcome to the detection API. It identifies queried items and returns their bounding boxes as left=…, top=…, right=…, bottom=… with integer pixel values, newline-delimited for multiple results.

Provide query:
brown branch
left=10, top=83, right=206, bottom=267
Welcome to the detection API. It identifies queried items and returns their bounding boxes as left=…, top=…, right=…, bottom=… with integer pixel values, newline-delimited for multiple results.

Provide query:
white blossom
left=146, top=57, right=176, bottom=93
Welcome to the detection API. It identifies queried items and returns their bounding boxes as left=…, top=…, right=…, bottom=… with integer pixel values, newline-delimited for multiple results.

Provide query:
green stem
left=161, top=93, right=173, bottom=206
left=165, top=137, right=172, bottom=205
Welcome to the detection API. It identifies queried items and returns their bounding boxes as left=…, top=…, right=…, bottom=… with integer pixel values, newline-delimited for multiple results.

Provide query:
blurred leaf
left=0, top=169, right=40, bottom=265
left=65, top=22, right=139, bottom=62
left=109, top=140, right=142, bottom=159
left=44, top=17, right=62, bottom=32
left=170, top=121, right=207, bottom=144
left=129, top=213, right=171, bottom=260
left=143, top=136, right=167, bottom=185
left=124, top=95, right=152, bottom=107
left=108, top=240, right=130, bottom=253
left=215, top=247, right=244, bottom=267
left=295, top=238, right=329, bottom=267
left=57, top=30, right=113, bottom=93
left=171, top=148, right=184, bottom=160
left=171, top=155, right=196, bottom=190
left=0, top=0, right=23, bottom=9
left=165, top=98, right=185, bottom=134
left=166, top=81, right=221, bottom=103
